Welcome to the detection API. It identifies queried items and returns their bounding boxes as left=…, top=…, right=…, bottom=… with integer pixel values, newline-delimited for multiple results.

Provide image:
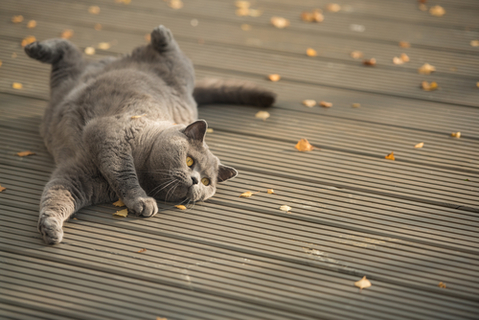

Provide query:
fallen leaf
left=241, top=24, right=252, bottom=31
left=418, top=63, right=436, bottom=74
left=12, top=15, right=24, bottom=23
left=73, top=217, right=78, bottom=220
left=354, top=276, right=372, bottom=290
left=145, top=33, right=151, bottom=42
left=301, top=9, right=324, bottom=22
left=157, top=317, right=168, bottom=320
left=21, top=36, right=36, bottom=47
left=169, top=0, right=183, bottom=9
left=249, top=9, right=262, bottom=17
left=414, top=142, right=424, bottom=148
left=240, top=191, right=260, bottom=198
left=236, top=8, right=250, bottom=16
left=438, top=282, right=446, bottom=288
left=271, top=17, right=290, bottom=29
left=363, top=58, right=376, bottom=66
left=421, top=81, right=438, bottom=91
left=0, top=60, right=2, bottom=67
left=451, top=132, right=461, bottom=138
left=88, top=5, right=101, bottom=14
left=295, top=138, right=315, bottom=152
left=113, top=209, right=128, bottom=217
left=131, top=114, right=147, bottom=119
left=267, top=189, right=275, bottom=194
left=27, top=20, right=37, bottom=29
left=279, top=205, right=291, bottom=212
left=206, top=128, right=214, bottom=133
left=419, top=3, right=428, bottom=11
left=255, top=111, right=270, bottom=121
left=326, top=3, right=341, bottom=12
left=115, top=0, right=131, bottom=4
left=385, top=152, right=395, bottom=161
left=393, top=57, right=404, bottom=65
left=350, top=51, right=363, bottom=59
left=137, top=248, right=147, bottom=253
left=477, top=82, right=479, bottom=88
left=113, top=199, right=125, bottom=207
left=429, top=5, right=445, bottom=17
left=352, top=103, right=361, bottom=108
left=61, top=29, right=74, bottom=39
left=470, top=40, right=479, bottom=47
left=12, top=82, right=23, bottom=89
left=94, top=23, right=102, bottom=31
left=399, top=41, right=410, bottom=48
left=98, top=42, right=111, bottom=50
left=268, top=74, right=281, bottom=82
left=400, top=53, right=410, bottom=62
left=306, top=48, right=317, bottom=57
left=320, top=101, right=333, bottom=108
left=302, top=99, right=317, bottom=107
left=0, top=185, right=6, bottom=192
left=175, top=205, right=187, bottom=210
left=84, top=47, right=95, bottom=55
left=235, top=1, right=250, bottom=8
left=16, top=151, right=35, bottom=157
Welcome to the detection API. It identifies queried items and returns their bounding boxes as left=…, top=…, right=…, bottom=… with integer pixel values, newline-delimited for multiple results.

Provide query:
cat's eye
left=186, top=156, right=194, bottom=167
left=201, top=177, right=210, bottom=186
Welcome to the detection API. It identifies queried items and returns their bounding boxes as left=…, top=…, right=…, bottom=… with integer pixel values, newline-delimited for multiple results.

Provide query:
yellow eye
left=201, top=177, right=210, bottom=186
left=186, top=156, right=194, bottom=167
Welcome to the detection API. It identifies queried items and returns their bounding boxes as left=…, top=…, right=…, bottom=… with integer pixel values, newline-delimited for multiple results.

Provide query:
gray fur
left=25, top=25, right=275, bottom=245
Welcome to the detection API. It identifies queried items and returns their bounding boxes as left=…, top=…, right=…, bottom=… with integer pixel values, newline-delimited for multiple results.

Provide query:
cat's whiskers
left=165, top=180, right=181, bottom=202
left=150, top=179, right=176, bottom=198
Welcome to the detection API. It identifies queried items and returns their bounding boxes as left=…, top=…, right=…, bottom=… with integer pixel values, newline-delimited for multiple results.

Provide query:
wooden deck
left=1, top=0, right=478, bottom=319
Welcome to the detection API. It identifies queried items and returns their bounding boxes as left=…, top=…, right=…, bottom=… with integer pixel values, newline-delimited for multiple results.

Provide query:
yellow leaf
left=267, top=189, right=275, bottom=194
left=255, top=111, right=270, bottom=121
left=27, top=20, right=37, bottom=29
left=301, top=10, right=323, bottom=23
left=84, top=47, right=95, bottom=55
left=235, top=1, right=250, bottom=9
left=320, top=101, right=333, bottom=108
left=279, top=205, right=291, bottom=212
left=438, top=282, right=446, bottom=288
left=421, top=81, right=438, bottom=91
left=137, top=248, right=147, bottom=253
left=295, top=138, right=315, bottom=152
left=471, top=40, right=479, bottom=47
left=268, top=74, right=281, bottom=82
left=352, top=103, right=361, bottom=108
left=175, top=205, right=187, bottom=210
left=236, top=8, right=250, bottom=16
left=145, top=33, right=151, bottom=42
left=350, top=51, right=363, bottom=59
left=354, top=276, right=371, bottom=290
left=12, top=82, right=23, bottom=89
left=363, top=58, right=376, bottom=66
left=206, top=128, right=214, bottom=133
left=16, top=151, right=35, bottom=157
left=94, top=23, right=102, bottom=31
left=399, top=41, right=410, bottom=48
left=113, top=199, right=125, bottom=207
left=302, top=99, right=317, bottom=107
left=418, top=63, right=436, bottom=74
left=88, top=5, right=101, bottom=14
left=393, top=57, right=404, bottom=65
left=306, top=48, right=317, bottom=57
left=239, top=191, right=259, bottom=198
left=0, top=60, right=2, bottom=68
left=400, top=53, right=409, bottom=62
left=0, top=185, right=6, bottom=192
left=414, top=142, right=424, bottom=148
left=326, top=3, right=341, bottom=12
left=451, top=132, right=461, bottom=138
left=113, top=209, right=128, bottom=217
left=429, top=5, right=445, bottom=17
left=168, top=0, right=183, bottom=9
left=98, top=42, right=111, bottom=50
left=61, top=29, right=74, bottom=39
left=385, top=152, right=395, bottom=161
left=21, top=36, right=36, bottom=47
left=270, top=16, right=290, bottom=29
left=11, top=15, right=24, bottom=23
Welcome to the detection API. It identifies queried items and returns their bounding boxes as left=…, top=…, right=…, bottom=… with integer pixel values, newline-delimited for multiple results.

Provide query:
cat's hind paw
left=151, top=25, right=174, bottom=51
left=128, top=196, right=158, bottom=217
left=38, top=214, right=64, bottom=245
left=24, top=41, right=50, bottom=62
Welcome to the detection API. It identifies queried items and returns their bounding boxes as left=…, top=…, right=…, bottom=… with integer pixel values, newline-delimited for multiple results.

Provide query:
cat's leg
left=150, top=25, right=180, bottom=53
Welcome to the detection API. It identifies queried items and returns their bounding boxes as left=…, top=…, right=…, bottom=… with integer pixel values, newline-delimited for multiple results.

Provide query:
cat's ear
left=183, top=120, right=207, bottom=142
left=217, top=164, right=238, bottom=183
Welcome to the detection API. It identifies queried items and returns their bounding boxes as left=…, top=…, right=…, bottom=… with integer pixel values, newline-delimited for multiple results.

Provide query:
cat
left=24, top=25, right=276, bottom=245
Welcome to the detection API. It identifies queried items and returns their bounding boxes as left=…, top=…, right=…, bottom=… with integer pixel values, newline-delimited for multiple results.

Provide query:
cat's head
left=145, top=120, right=237, bottom=203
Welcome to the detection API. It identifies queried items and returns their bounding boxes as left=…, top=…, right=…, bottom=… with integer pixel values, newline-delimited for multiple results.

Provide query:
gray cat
left=24, top=25, right=275, bottom=245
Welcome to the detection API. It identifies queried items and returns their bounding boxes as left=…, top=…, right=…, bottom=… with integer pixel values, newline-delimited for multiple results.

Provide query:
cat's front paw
left=128, top=196, right=158, bottom=217
left=38, top=214, right=64, bottom=245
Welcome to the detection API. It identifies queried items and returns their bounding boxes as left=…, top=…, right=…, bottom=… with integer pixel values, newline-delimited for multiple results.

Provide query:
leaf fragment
left=0, top=185, right=6, bottom=192
left=88, top=5, right=101, bottom=14
left=326, top=3, right=341, bottom=12
left=137, top=248, right=147, bottom=253
left=169, top=0, right=184, bottom=9
left=12, top=82, right=23, bottom=89
left=295, top=138, right=315, bottom=152
left=414, top=142, right=424, bottom=148
left=12, top=15, right=24, bottom=23
left=421, top=81, right=438, bottom=91
left=301, top=9, right=324, bottom=23
left=418, top=63, right=436, bottom=74
left=268, top=74, right=281, bottom=82
left=267, top=189, right=275, bottom=194
left=27, top=20, right=37, bottom=29
left=302, top=99, right=317, bottom=108
left=113, top=209, right=128, bottom=217
left=438, top=282, right=446, bottom=288
left=350, top=51, right=363, bottom=59
left=279, top=205, right=291, bottom=212
left=352, top=103, right=361, bottom=108
left=113, top=199, right=125, bottom=207
left=98, top=42, right=111, bottom=50
left=206, top=128, right=214, bottom=133
left=255, top=111, right=270, bottom=121
left=21, top=35, right=36, bottom=47
left=354, top=276, right=372, bottom=290
left=385, top=152, right=395, bottom=161
left=175, top=205, right=187, bottom=210
left=401, top=53, right=410, bottom=62
left=429, top=5, right=445, bottom=17
left=235, top=1, right=250, bottom=9
left=399, top=41, right=410, bottom=48
left=363, top=58, right=376, bottom=66
left=16, top=151, right=35, bottom=157
left=393, top=57, right=404, bottom=65
left=0, top=60, right=2, bottom=68
left=471, top=40, right=479, bottom=47
left=306, top=48, right=317, bottom=57
left=320, top=101, right=333, bottom=108
left=240, top=191, right=260, bottom=198
left=451, top=132, right=461, bottom=138
left=61, top=29, right=74, bottom=39
left=270, top=16, right=290, bottom=29
left=131, top=114, right=147, bottom=119
left=84, top=47, right=96, bottom=55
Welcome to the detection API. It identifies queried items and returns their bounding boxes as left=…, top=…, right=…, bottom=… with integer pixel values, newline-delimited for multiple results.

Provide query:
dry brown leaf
left=302, top=99, right=317, bottom=107
left=438, top=282, right=446, bottom=288
left=21, top=36, right=36, bottom=47
left=175, top=205, right=187, bottom=210
left=84, top=47, right=95, bottom=55
left=306, top=48, right=317, bottom=57
left=399, top=41, right=410, bottom=48
left=393, top=57, right=404, bottom=65
left=301, top=10, right=324, bottom=22
left=400, top=53, right=410, bottom=62
left=271, top=17, right=290, bottom=29
left=267, top=189, right=275, bottom=194
left=12, top=15, right=24, bottom=23
left=320, top=101, right=333, bottom=108
left=421, top=81, right=438, bottom=91
left=363, top=58, right=376, bottom=66
left=279, top=205, right=291, bottom=212
left=268, top=74, right=281, bottom=82
left=255, top=111, right=270, bottom=121
left=429, top=5, right=445, bottom=17
left=241, top=24, right=252, bottom=31
left=98, top=42, right=111, bottom=50
left=169, top=0, right=183, bottom=9
left=94, top=23, right=102, bottom=30
left=451, top=132, right=461, bottom=138
left=206, top=128, right=214, bottom=133
left=240, top=191, right=260, bottom=198
left=352, top=103, right=361, bottom=108
left=61, top=29, right=74, bottom=39
left=295, top=138, right=315, bottom=152
left=113, top=199, right=125, bottom=207
left=17, top=151, right=35, bottom=157
left=418, top=63, right=436, bottom=74
left=137, top=248, right=147, bottom=253
left=12, top=82, right=23, bottom=89
left=470, top=40, right=479, bottom=47
left=326, top=3, right=341, bottom=12
left=354, top=276, right=372, bottom=290
left=0, top=185, right=6, bottom=192
left=131, top=114, right=147, bottom=119
left=27, top=20, right=37, bottom=29
left=385, top=152, right=395, bottom=161
left=350, top=51, right=363, bottom=59
left=414, top=142, right=424, bottom=148
left=88, top=5, right=101, bottom=14
left=113, top=209, right=128, bottom=217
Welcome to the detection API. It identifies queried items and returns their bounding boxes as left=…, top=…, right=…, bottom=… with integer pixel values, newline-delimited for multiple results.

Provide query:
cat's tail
left=193, top=78, right=276, bottom=108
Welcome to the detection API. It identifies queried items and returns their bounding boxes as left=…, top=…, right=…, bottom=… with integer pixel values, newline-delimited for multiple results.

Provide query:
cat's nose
left=191, top=176, right=198, bottom=185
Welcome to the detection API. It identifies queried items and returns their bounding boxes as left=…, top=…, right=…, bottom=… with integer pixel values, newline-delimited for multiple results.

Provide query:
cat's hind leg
left=150, top=25, right=179, bottom=53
